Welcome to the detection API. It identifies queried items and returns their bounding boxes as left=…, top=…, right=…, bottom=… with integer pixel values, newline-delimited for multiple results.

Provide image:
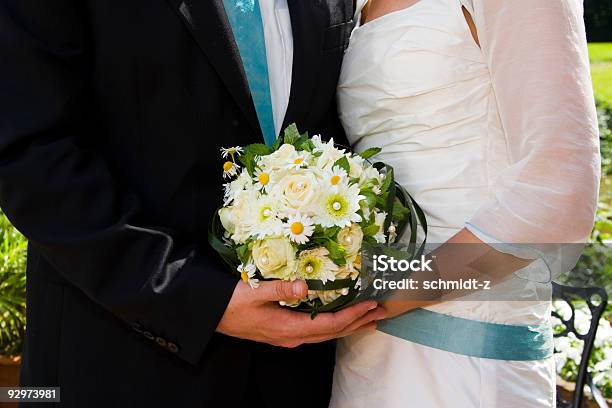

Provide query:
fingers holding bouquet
left=216, top=279, right=385, bottom=348
left=211, top=124, right=424, bottom=344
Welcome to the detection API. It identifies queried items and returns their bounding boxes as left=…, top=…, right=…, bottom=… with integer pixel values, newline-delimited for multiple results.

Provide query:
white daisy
left=285, top=152, right=310, bottom=170
left=296, top=247, right=338, bottom=283
left=222, top=160, right=240, bottom=179
left=223, top=170, right=252, bottom=204
left=315, top=184, right=364, bottom=228
left=284, top=214, right=315, bottom=244
left=250, top=196, right=283, bottom=239
left=312, top=137, right=345, bottom=170
left=311, top=134, right=324, bottom=150
left=253, top=168, right=272, bottom=192
left=220, top=146, right=244, bottom=159
left=237, top=262, right=259, bottom=289
left=325, top=165, right=348, bottom=187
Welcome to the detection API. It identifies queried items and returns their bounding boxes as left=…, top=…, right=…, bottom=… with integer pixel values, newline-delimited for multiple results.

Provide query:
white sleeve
left=463, top=0, right=600, bottom=244
left=354, top=0, right=369, bottom=21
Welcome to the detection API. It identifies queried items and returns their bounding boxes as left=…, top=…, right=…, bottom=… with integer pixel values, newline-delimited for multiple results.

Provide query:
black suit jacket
left=0, top=0, right=355, bottom=406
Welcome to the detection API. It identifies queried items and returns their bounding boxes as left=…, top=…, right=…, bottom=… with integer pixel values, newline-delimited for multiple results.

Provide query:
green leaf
left=272, top=135, right=283, bottom=151
left=236, top=244, right=250, bottom=264
left=380, top=168, right=393, bottom=195
left=362, top=224, right=381, bottom=237
left=237, top=142, right=274, bottom=176
left=324, top=226, right=341, bottom=239
left=245, top=143, right=273, bottom=157
left=358, top=147, right=382, bottom=160
left=238, top=153, right=256, bottom=176
left=360, top=190, right=378, bottom=209
left=325, top=239, right=347, bottom=266
left=289, top=135, right=305, bottom=149
left=283, top=123, right=301, bottom=145
left=333, top=156, right=350, bottom=173
left=299, top=139, right=315, bottom=152
left=392, top=199, right=410, bottom=222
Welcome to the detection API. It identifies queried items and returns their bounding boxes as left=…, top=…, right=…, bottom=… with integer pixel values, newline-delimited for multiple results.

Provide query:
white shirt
left=259, top=1, right=366, bottom=136
left=259, top=0, right=293, bottom=136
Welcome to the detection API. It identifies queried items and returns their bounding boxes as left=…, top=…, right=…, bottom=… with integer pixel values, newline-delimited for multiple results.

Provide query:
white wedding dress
left=330, top=0, right=600, bottom=407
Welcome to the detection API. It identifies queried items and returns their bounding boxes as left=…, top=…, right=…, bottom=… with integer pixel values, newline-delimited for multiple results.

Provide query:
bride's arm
left=463, top=0, right=599, bottom=244
left=382, top=0, right=600, bottom=317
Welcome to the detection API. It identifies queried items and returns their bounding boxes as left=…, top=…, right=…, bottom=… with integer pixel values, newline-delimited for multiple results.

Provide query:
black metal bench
left=553, top=282, right=609, bottom=408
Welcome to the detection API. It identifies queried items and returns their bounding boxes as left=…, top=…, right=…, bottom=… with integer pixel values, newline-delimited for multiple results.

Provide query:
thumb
left=257, top=280, right=308, bottom=302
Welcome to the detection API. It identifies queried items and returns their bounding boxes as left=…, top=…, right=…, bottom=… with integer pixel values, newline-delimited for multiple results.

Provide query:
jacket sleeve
left=0, top=0, right=238, bottom=365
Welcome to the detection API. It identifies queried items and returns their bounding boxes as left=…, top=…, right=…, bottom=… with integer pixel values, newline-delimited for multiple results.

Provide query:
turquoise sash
left=223, top=0, right=276, bottom=146
left=378, top=308, right=553, bottom=361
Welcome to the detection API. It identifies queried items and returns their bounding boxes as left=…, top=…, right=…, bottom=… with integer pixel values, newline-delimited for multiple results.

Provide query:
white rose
left=359, top=165, right=382, bottom=186
left=353, top=253, right=362, bottom=272
left=337, top=224, right=363, bottom=258
left=348, top=156, right=364, bottom=178
left=335, top=261, right=360, bottom=280
left=252, top=237, right=297, bottom=279
left=262, top=144, right=296, bottom=168
left=218, top=207, right=236, bottom=234
left=223, top=189, right=259, bottom=243
left=274, top=171, right=321, bottom=214
left=308, top=289, right=343, bottom=305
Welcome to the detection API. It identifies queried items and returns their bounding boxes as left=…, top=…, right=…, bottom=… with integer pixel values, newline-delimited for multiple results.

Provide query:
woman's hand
left=380, top=228, right=531, bottom=319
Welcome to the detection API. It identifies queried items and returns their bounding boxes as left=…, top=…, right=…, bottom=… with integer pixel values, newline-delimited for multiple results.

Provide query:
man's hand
left=216, top=280, right=385, bottom=347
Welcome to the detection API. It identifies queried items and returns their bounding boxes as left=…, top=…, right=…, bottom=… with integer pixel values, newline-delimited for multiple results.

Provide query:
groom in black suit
left=0, top=0, right=384, bottom=406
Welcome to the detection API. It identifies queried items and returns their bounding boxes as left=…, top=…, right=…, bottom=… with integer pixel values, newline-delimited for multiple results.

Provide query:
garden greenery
left=0, top=210, right=27, bottom=357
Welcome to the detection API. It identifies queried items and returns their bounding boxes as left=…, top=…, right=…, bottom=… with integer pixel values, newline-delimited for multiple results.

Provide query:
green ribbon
left=378, top=308, right=554, bottom=361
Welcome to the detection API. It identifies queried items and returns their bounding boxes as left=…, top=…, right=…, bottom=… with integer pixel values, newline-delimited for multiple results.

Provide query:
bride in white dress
left=331, top=0, right=600, bottom=407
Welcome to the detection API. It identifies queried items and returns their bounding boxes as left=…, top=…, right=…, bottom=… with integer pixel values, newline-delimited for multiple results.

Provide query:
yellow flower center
left=290, top=222, right=305, bottom=235
left=301, top=259, right=320, bottom=277
left=330, top=175, right=341, bottom=185
left=223, top=161, right=234, bottom=172
left=261, top=207, right=272, bottom=219
left=258, top=172, right=270, bottom=185
left=294, top=157, right=304, bottom=165
left=240, top=271, right=248, bottom=282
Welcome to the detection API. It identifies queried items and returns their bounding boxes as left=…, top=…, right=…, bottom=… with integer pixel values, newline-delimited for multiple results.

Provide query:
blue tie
left=223, top=0, right=276, bottom=146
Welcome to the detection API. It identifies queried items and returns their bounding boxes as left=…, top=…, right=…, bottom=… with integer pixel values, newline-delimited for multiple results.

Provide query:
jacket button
left=167, top=342, right=179, bottom=353
left=155, top=337, right=167, bottom=347
left=143, top=331, right=154, bottom=340
left=131, top=322, right=143, bottom=333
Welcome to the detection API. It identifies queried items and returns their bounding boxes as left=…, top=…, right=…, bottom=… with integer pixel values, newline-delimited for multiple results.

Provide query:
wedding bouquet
left=209, top=124, right=424, bottom=315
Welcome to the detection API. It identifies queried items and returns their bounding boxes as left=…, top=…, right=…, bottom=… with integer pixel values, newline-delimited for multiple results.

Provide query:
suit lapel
left=164, top=0, right=262, bottom=139
left=282, top=0, right=327, bottom=131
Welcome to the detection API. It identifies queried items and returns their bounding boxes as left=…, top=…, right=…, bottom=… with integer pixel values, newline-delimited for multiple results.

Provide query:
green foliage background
left=0, top=210, right=27, bottom=357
